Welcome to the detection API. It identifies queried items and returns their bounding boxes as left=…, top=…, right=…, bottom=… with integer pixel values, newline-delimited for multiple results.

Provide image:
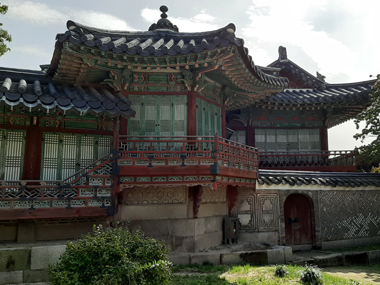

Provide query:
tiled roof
left=267, top=81, right=374, bottom=106
left=53, top=20, right=288, bottom=88
left=0, top=68, right=134, bottom=118
left=258, top=170, right=380, bottom=188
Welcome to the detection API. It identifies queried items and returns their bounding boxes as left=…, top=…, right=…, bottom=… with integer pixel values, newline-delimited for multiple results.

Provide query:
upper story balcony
left=259, top=149, right=359, bottom=172
left=117, top=135, right=259, bottom=188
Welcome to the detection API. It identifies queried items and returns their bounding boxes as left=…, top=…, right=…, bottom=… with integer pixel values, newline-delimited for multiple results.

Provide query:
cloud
left=141, top=8, right=218, bottom=32
left=6, top=1, right=134, bottom=30
left=12, top=45, right=50, bottom=58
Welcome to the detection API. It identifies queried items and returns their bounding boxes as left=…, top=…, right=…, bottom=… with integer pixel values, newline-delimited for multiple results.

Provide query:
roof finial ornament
left=149, top=5, right=179, bottom=32
left=160, top=5, right=168, bottom=19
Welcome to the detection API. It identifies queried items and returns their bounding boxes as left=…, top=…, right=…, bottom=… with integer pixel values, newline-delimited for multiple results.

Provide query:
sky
left=0, top=0, right=379, bottom=150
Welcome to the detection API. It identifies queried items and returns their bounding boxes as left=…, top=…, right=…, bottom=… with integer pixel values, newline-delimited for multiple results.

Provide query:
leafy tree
left=0, top=3, right=11, bottom=56
left=354, top=76, right=380, bottom=172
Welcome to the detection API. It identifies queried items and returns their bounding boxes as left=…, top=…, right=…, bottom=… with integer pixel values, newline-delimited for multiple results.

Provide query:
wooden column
left=23, top=118, right=43, bottom=180
left=187, top=90, right=197, bottom=136
left=119, top=91, right=128, bottom=135
left=320, top=126, right=328, bottom=151
left=246, top=125, right=255, bottom=147
left=222, top=105, right=226, bottom=138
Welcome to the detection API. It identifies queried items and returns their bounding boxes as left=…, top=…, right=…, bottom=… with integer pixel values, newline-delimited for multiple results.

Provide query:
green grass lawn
left=171, top=264, right=376, bottom=284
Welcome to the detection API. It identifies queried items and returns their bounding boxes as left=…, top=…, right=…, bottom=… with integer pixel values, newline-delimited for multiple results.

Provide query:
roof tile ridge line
left=268, top=57, right=325, bottom=85
left=258, top=170, right=380, bottom=178
left=324, top=79, right=377, bottom=87
left=66, top=20, right=237, bottom=37
left=235, top=45, right=289, bottom=88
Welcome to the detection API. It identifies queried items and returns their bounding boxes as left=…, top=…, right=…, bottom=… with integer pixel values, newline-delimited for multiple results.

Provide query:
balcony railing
left=118, top=135, right=258, bottom=170
left=259, top=150, right=359, bottom=171
left=117, top=135, right=259, bottom=184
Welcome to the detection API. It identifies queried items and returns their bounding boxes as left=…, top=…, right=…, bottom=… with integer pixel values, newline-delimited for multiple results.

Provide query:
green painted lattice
left=196, top=98, right=222, bottom=136
left=0, top=129, right=26, bottom=180
left=41, top=133, right=112, bottom=180
left=128, top=95, right=187, bottom=136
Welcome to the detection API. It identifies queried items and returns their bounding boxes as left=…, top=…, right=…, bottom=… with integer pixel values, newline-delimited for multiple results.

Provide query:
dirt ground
left=323, top=267, right=380, bottom=284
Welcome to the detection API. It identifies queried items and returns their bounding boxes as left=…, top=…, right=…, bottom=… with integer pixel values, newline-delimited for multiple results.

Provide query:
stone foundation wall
left=0, top=218, right=107, bottom=243
left=116, top=185, right=227, bottom=252
left=0, top=244, right=66, bottom=285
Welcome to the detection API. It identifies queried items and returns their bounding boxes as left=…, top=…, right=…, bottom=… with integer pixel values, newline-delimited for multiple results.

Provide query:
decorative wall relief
left=320, top=190, right=380, bottom=241
left=201, top=186, right=227, bottom=204
left=257, top=194, right=278, bottom=231
left=123, top=186, right=187, bottom=205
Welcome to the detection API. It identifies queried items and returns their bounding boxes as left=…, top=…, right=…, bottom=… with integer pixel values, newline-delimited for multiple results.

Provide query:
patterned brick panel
left=202, top=186, right=227, bottom=204
left=320, top=190, right=380, bottom=241
left=123, top=186, right=187, bottom=205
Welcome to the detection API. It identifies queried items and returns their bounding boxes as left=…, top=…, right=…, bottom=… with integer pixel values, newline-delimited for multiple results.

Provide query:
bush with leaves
left=274, top=264, right=289, bottom=277
left=49, top=223, right=173, bottom=285
left=299, top=264, right=323, bottom=285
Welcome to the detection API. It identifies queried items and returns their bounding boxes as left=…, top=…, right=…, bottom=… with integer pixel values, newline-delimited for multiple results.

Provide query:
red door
left=284, top=194, right=313, bottom=245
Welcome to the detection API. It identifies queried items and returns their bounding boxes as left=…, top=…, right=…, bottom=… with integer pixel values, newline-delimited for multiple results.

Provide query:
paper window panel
left=299, top=129, right=310, bottom=151
left=42, top=133, right=59, bottom=181
left=255, top=129, right=266, bottom=151
left=266, top=129, right=276, bottom=151
left=4, top=131, right=25, bottom=181
left=276, top=129, right=287, bottom=152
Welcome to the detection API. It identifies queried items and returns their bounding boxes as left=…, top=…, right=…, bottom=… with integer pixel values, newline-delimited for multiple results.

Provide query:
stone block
left=120, top=204, right=188, bottom=220
left=129, top=220, right=170, bottom=238
left=283, top=247, right=293, bottom=263
left=267, top=248, right=284, bottom=264
left=240, top=250, right=268, bottom=265
left=343, top=252, right=369, bottom=266
left=173, top=236, right=195, bottom=253
left=321, top=239, right=354, bottom=250
left=0, top=270, right=23, bottom=284
left=35, top=222, right=103, bottom=241
left=368, top=250, right=380, bottom=264
left=194, top=218, right=206, bottom=236
left=220, top=252, right=244, bottom=265
left=0, top=248, right=31, bottom=272
left=168, top=254, right=190, bottom=265
left=313, top=254, right=343, bottom=267
left=17, top=223, right=36, bottom=243
left=239, top=231, right=278, bottom=244
left=197, top=203, right=227, bottom=218
left=30, top=245, right=67, bottom=270
left=23, top=269, right=50, bottom=283
left=190, top=253, right=221, bottom=265
left=0, top=225, right=17, bottom=242
left=170, top=219, right=195, bottom=237
left=194, top=231, right=223, bottom=252
left=204, top=216, right=223, bottom=234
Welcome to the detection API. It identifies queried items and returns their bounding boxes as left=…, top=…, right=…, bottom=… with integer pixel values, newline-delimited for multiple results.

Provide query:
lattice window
left=0, top=129, right=26, bottom=180
left=196, top=98, right=222, bottom=136
left=254, top=129, right=321, bottom=152
left=41, top=133, right=112, bottom=180
left=230, top=130, right=246, bottom=144
left=128, top=95, right=187, bottom=137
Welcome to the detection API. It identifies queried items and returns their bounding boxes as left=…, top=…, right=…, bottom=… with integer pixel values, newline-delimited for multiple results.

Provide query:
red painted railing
left=259, top=150, right=359, bottom=171
left=118, top=135, right=259, bottom=171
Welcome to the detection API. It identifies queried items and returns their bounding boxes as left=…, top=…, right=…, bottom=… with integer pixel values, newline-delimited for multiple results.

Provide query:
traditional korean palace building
left=1, top=6, right=380, bottom=251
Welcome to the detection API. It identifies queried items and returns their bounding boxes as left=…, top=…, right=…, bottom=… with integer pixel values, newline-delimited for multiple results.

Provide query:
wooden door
left=284, top=194, right=313, bottom=245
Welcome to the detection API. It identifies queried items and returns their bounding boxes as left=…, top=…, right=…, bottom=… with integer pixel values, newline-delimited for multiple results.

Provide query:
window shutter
left=255, top=129, right=266, bottom=151
left=3, top=131, right=25, bottom=180
left=310, top=129, right=321, bottom=150
left=61, top=134, right=78, bottom=180
left=288, top=129, right=299, bottom=152
left=174, top=96, right=186, bottom=136
left=266, top=129, right=276, bottom=151
left=80, top=136, right=95, bottom=169
left=159, top=96, right=172, bottom=136
left=97, top=136, right=112, bottom=158
left=144, top=95, right=157, bottom=136
left=128, top=95, right=141, bottom=136
left=42, top=133, right=59, bottom=180
left=276, top=129, right=287, bottom=152
left=299, top=129, right=310, bottom=151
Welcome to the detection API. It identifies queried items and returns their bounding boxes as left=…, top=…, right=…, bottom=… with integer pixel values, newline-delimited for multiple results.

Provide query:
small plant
left=299, top=264, right=323, bottom=285
left=49, top=223, right=173, bottom=285
left=348, top=280, right=362, bottom=285
left=274, top=264, right=289, bottom=277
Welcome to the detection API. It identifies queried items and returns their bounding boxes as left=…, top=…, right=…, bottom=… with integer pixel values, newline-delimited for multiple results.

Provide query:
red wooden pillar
left=187, top=90, right=197, bottom=136
left=320, top=126, right=328, bottom=151
left=222, top=105, right=226, bottom=138
left=246, top=125, right=255, bottom=147
left=23, top=118, right=43, bottom=180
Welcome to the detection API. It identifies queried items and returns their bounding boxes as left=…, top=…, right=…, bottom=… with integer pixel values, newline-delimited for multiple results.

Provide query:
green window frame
left=41, top=133, right=112, bottom=180
left=255, top=129, right=320, bottom=152
left=196, top=98, right=222, bottom=136
left=128, top=95, right=187, bottom=136
left=0, top=129, right=26, bottom=180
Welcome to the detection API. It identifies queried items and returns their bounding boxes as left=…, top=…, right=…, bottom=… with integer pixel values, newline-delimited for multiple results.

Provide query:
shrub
left=274, top=264, right=289, bottom=277
left=49, top=223, right=173, bottom=285
left=299, top=264, right=323, bottom=285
